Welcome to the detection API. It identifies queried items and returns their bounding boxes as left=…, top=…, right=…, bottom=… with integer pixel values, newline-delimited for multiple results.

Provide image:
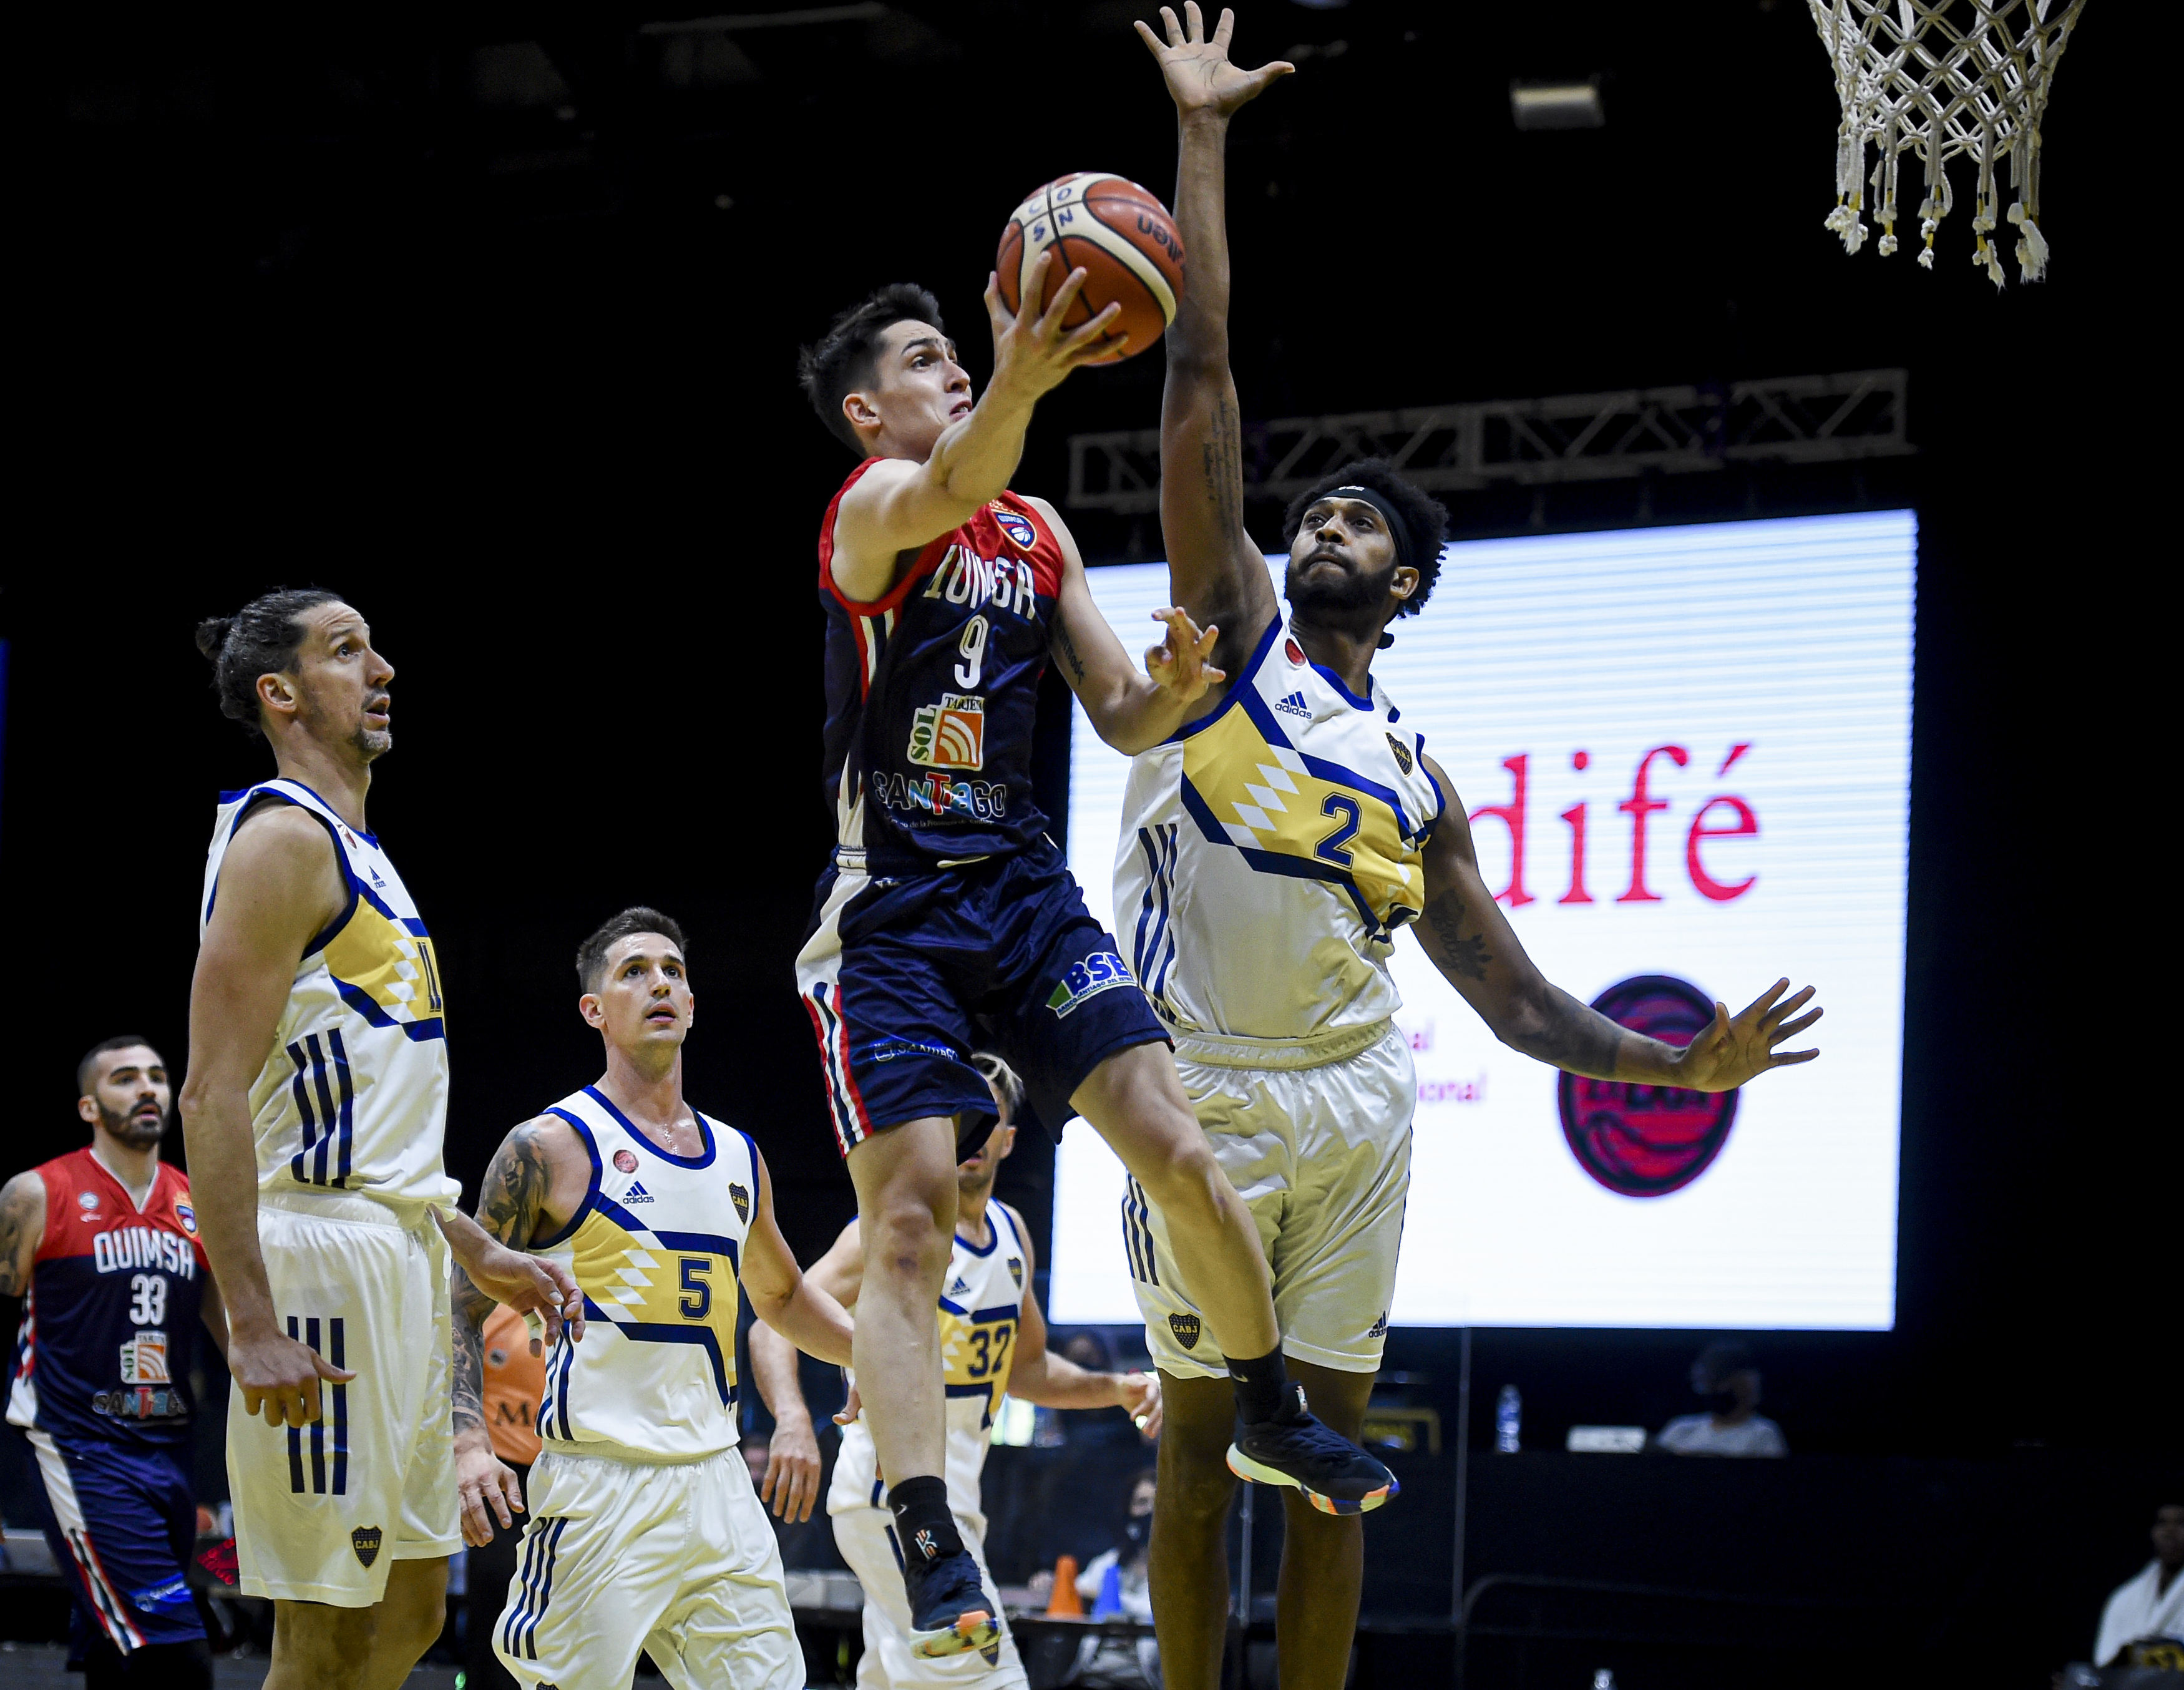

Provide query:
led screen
left=1053, top=512, right=1911, bottom=1330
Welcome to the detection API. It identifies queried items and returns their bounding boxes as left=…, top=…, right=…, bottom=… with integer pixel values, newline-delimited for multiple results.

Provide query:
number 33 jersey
left=529, top=1088, right=758, bottom=1463
left=6, top=1150, right=208, bottom=1451
left=1115, top=609, right=1448, bottom=1045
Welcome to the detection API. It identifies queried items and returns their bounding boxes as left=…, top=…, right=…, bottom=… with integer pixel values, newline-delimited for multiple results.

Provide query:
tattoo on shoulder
left=0, top=1180, right=39, bottom=1297
left=1423, top=889, right=1493, bottom=982
left=479, top=1123, right=553, bottom=1250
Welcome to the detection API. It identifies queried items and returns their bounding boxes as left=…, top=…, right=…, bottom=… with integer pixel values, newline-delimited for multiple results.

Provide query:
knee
left=864, top=1188, right=953, bottom=1276
left=1158, top=1442, right=1238, bottom=1524
left=1136, top=1132, right=1227, bottom=1223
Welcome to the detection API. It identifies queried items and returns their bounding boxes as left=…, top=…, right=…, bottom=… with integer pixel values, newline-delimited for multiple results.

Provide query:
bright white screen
left=1053, top=512, right=1911, bottom=1330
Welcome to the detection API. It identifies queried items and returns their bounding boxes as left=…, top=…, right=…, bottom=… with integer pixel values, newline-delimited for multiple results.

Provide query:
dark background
left=2, top=1, right=2168, bottom=1682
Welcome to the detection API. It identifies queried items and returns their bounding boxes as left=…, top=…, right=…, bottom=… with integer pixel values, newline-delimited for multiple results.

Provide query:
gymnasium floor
left=0, top=1643, right=461, bottom=1688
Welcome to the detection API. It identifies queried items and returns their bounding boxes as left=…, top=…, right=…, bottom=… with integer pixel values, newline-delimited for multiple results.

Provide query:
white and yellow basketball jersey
left=831, top=1203, right=1027, bottom=1528
left=200, top=779, right=459, bottom=1212
left=1114, top=609, right=1446, bottom=1045
left=531, top=1087, right=755, bottom=1463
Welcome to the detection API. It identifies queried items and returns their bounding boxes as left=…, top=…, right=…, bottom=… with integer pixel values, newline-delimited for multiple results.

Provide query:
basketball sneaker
left=907, top=1548, right=1002, bottom=1659
left=1226, top=1387, right=1401, bottom=1516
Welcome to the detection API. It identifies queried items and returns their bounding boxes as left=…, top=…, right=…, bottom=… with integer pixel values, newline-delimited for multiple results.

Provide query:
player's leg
left=359, top=1559, right=449, bottom=1690
left=832, top=1495, right=1028, bottom=1690
left=844, top=1115, right=959, bottom=1494
left=1145, top=1370, right=1242, bottom=1690
left=367, top=1225, right=461, bottom=1686
left=493, top=1453, right=673, bottom=1689
left=1272, top=1360, right=1373, bottom=1690
left=646, top=1448, right=803, bottom=1690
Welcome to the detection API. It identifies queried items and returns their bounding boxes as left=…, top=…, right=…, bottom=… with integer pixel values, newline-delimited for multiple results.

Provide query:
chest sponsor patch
left=909, top=693, right=986, bottom=770
left=1045, top=952, right=1137, bottom=1019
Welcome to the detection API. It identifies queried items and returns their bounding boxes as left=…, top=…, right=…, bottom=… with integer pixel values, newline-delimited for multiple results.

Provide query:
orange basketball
left=995, top=173, right=1184, bottom=364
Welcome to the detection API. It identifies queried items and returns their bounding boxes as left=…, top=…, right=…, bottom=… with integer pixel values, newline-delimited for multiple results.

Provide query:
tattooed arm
left=1414, top=755, right=1823, bottom=1088
left=1137, top=6, right=1292, bottom=690
left=451, top=1116, right=588, bottom=1546
left=0, top=1173, right=47, bottom=1298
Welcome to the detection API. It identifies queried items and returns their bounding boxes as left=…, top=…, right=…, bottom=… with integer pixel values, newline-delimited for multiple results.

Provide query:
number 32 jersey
left=1115, top=609, right=1448, bottom=1045
left=529, top=1087, right=758, bottom=1463
left=817, top=460, right=1066, bottom=872
left=6, top=1150, right=208, bottom=1451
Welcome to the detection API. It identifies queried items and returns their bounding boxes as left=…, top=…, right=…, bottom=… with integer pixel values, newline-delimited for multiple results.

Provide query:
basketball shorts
left=493, top=1444, right=801, bottom=1690
left=228, top=1192, right=461, bottom=1606
left=26, top=1432, right=205, bottom=1654
left=831, top=1499, right=1026, bottom=1690
left=798, top=838, right=1170, bottom=1157
left=1134, top=1020, right=1415, bottom=1380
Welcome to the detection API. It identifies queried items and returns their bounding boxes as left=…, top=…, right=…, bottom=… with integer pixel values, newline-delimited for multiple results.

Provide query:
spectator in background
left=1657, top=1341, right=1787, bottom=1457
left=1027, top=1469, right=1159, bottom=1689
left=462, top=1305, right=544, bottom=1690
left=2094, top=1503, right=2184, bottom=1668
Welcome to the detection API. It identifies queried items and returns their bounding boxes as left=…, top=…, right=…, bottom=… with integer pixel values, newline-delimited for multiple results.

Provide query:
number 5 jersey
left=6, top=1149, right=208, bottom=1450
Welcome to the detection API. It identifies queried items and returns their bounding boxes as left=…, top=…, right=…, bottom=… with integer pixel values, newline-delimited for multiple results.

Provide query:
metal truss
left=1065, top=369, right=1912, bottom=515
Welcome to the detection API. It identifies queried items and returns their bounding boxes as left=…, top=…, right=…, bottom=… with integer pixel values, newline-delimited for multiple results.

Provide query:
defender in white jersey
left=1131, top=17, right=1828, bottom=1690
left=750, top=1053, right=1162, bottom=1690
left=450, top=909, right=855, bottom=1690
left=181, top=590, right=582, bottom=1690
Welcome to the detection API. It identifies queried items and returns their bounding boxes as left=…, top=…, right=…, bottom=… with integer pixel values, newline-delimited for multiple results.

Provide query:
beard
left=1287, top=552, right=1398, bottom=617
left=956, top=1167, right=997, bottom=1204
left=100, top=1100, right=167, bottom=1150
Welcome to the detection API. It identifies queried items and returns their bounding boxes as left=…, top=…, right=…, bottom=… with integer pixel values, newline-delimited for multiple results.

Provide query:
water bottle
left=1495, top=1385, right=1521, bottom=1453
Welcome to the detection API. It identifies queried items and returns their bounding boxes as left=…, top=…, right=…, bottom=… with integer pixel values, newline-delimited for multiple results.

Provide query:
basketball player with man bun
left=1132, top=11, right=1827, bottom=1687
left=182, top=590, right=583, bottom=1690
left=794, top=258, right=1398, bottom=1656
left=449, top=908, right=856, bottom=1690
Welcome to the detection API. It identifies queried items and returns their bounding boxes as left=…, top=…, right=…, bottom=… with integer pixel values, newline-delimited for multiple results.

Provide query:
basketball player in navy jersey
left=794, top=262, right=1398, bottom=1658
left=2, top=1037, right=225, bottom=1689
left=1131, top=12, right=1823, bottom=1686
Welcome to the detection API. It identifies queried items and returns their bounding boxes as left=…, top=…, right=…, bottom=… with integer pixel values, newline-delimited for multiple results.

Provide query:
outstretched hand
left=1144, top=607, right=1226, bottom=706
left=985, top=250, right=1126, bottom=403
left=1671, top=980, right=1823, bottom=1092
left=1136, top=4, right=1295, bottom=119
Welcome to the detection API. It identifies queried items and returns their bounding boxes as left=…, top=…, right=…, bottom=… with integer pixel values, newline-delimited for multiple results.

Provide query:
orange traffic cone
left=1045, top=1554, right=1084, bottom=1617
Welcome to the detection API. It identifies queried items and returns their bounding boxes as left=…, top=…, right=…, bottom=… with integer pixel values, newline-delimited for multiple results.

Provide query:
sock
left=1229, top=1345, right=1305, bottom=1426
left=887, top=1474, right=966, bottom=1568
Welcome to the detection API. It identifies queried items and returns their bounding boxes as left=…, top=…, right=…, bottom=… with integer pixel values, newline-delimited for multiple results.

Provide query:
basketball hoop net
left=1810, top=0, right=2088, bottom=285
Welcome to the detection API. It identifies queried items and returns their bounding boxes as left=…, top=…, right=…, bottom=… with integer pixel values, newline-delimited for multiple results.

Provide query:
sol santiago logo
left=1046, top=952, right=1136, bottom=1019
left=908, top=692, right=986, bottom=771
left=1558, top=975, right=1739, bottom=1198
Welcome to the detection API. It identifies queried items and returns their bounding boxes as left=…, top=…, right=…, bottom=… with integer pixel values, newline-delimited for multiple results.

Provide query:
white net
left=1810, top=0, right=2089, bottom=286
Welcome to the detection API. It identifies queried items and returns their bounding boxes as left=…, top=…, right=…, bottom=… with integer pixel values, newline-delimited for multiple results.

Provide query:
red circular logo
left=1558, top=975, right=1737, bottom=1197
left=613, top=1148, right=639, bottom=1174
left=1285, top=638, right=1305, bottom=665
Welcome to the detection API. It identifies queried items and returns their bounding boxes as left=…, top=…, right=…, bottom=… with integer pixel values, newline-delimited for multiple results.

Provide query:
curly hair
left=1280, top=458, right=1450, bottom=621
left=193, top=587, right=344, bottom=740
left=796, top=283, right=947, bottom=452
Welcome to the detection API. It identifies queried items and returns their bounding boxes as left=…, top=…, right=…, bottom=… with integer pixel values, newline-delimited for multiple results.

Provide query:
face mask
left=1699, top=1389, right=1737, bottom=1414
left=1123, top=1517, right=1149, bottom=1549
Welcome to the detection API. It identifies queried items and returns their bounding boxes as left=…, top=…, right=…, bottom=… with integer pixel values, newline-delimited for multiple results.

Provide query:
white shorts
left=494, top=1444, right=801, bottom=1690
left=228, top=1193, right=461, bottom=1606
left=1133, top=1020, right=1413, bottom=1380
left=831, top=1502, right=1026, bottom=1690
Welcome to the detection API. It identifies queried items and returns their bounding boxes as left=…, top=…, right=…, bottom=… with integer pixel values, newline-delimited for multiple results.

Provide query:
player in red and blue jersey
left=793, top=269, right=1399, bottom=1661
left=3, top=1036, right=227, bottom=1689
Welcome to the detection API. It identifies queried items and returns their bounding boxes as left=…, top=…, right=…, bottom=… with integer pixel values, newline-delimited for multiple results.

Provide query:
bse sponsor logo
left=1558, top=975, right=1738, bottom=1197
left=993, top=508, right=1038, bottom=550
left=351, top=1526, right=384, bottom=1569
left=1167, top=1312, right=1202, bottom=1350
left=1045, top=952, right=1136, bottom=1019
left=908, top=693, right=987, bottom=770
left=872, top=769, right=1010, bottom=821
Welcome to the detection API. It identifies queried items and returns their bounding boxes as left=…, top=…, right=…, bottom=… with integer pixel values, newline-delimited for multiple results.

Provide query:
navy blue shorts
left=26, top=1433, right=205, bottom=1654
left=796, top=839, right=1170, bottom=1156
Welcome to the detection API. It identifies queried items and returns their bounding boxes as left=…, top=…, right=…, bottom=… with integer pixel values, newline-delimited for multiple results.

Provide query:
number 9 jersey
left=527, top=1087, right=758, bottom=1462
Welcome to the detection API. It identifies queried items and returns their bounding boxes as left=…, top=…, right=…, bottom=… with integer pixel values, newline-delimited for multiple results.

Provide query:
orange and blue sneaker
left=1227, top=1390, right=1400, bottom=1516
left=907, top=1548, right=1002, bottom=1659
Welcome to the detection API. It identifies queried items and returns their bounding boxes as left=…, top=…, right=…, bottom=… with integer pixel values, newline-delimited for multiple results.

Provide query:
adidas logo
left=623, top=1181, right=654, bottom=1204
left=948, top=1277, right=970, bottom=1296
left=1274, top=690, right=1312, bottom=718
left=1367, top=1311, right=1389, bottom=1339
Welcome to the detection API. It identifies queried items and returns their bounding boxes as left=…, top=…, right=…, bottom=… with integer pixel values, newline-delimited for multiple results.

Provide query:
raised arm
left=992, top=1206, right=1163, bottom=1438
left=1413, top=755, right=1823, bottom=1087
left=0, top=1172, right=46, bottom=1298
left=178, top=806, right=358, bottom=1429
left=1136, top=4, right=1293, bottom=670
left=829, top=258, right=1123, bottom=602
left=449, top=1116, right=589, bottom=1546
left=1040, top=500, right=1226, bottom=756
left=746, top=1218, right=864, bottom=1523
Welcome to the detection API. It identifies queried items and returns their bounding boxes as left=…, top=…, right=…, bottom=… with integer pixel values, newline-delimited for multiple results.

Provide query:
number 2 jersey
left=830, top=1203, right=1028, bottom=1531
left=199, top=779, right=459, bottom=1214
left=1114, top=609, right=1448, bottom=1044
left=529, top=1087, right=758, bottom=1463
left=6, top=1150, right=207, bottom=1451
left=817, top=460, right=1066, bottom=872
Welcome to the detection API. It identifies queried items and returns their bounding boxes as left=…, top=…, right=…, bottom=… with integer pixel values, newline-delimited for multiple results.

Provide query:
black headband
left=1319, top=484, right=1415, bottom=575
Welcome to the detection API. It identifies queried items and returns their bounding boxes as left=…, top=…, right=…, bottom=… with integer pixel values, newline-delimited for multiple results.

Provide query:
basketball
left=996, top=172, right=1184, bottom=363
